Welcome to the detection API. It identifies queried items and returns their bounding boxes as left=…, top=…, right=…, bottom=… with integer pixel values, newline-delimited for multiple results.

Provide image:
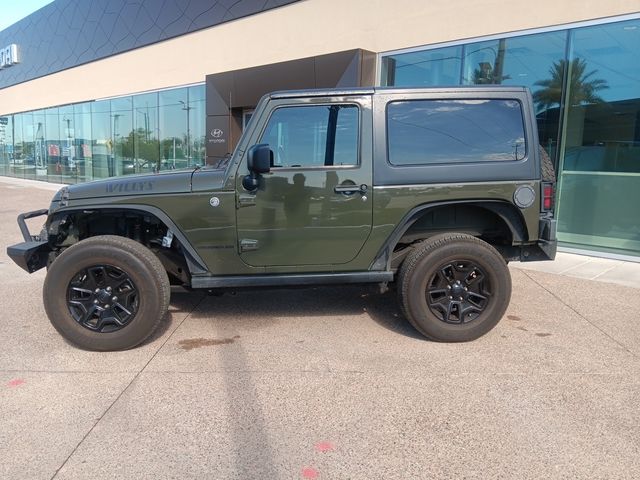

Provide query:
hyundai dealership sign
left=0, top=44, right=19, bottom=69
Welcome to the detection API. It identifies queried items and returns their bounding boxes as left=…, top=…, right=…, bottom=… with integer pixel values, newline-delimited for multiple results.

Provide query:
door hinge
left=239, top=239, right=259, bottom=252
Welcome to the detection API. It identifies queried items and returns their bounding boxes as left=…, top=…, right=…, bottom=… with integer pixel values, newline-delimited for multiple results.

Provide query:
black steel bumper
left=518, top=217, right=557, bottom=262
left=500, top=217, right=557, bottom=262
left=6, top=209, right=51, bottom=273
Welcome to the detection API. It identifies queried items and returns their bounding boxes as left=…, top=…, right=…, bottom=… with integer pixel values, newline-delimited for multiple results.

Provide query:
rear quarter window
left=387, top=99, right=527, bottom=166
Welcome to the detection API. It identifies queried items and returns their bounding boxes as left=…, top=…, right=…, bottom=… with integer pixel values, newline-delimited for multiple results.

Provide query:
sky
left=0, top=0, right=54, bottom=32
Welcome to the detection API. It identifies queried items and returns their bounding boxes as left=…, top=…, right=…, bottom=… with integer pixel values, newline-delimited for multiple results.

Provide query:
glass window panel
left=556, top=19, right=640, bottom=254
left=32, top=110, right=47, bottom=181
left=111, top=97, right=133, bottom=177
left=462, top=32, right=568, bottom=163
left=333, top=106, right=359, bottom=166
left=23, top=111, right=41, bottom=180
left=19, top=111, right=36, bottom=180
left=74, top=103, right=93, bottom=183
left=91, top=100, right=112, bottom=179
left=387, top=99, right=526, bottom=165
left=133, top=92, right=160, bottom=173
left=382, top=46, right=463, bottom=86
left=243, top=110, right=255, bottom=131
left=0, top=114, right=11, bottom=176
left=59, top=105, right=77, bottom=183
left=11, top=113, right=24, bottom=178
left=45, top=107, right=61, bottom=182
left=159, top=88, right=188, bottom=170
left=188, top=85, right=206, bottom=167
left=260, top=105, right=359, bottom=167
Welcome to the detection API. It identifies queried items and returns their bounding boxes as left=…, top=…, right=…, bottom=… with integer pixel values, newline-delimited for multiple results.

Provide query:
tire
left=540, top=146, right=556, bottom=183
left=43, top=235, right=170, bottom=351
left=397, top=233, right=511, bottom=342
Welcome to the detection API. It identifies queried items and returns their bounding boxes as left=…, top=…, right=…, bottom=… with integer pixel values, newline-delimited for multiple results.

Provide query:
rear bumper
left=500, top=217, right=557, bottom=262
left=519, top=217, right=557, bottom=262
left=6, top=208, right=51, bottom=273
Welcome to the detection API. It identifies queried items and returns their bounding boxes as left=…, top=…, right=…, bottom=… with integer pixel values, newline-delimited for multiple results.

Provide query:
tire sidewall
left=404, top=240, right=511, bottom=342
left=44, top=238, right=167, bottom=351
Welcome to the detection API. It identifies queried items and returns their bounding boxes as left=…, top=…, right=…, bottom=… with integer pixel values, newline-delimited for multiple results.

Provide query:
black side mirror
left=243, top=144, right=272, bottom=191
left=248, top=144, right=272, bottom=173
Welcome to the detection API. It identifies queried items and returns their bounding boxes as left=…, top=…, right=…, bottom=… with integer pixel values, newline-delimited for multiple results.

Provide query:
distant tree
left=472, top=62, right=511, bottom=84
left=471, top=39, right=511, bottom=85
left=533, top=58, right=609, bottom=111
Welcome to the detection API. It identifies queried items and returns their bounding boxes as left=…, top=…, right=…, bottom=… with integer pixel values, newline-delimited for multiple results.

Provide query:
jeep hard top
left=7, top=86, right=557, bottom=350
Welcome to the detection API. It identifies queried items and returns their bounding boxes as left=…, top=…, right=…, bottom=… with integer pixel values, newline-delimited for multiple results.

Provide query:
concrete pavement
left=514, top=251, right=640, bottom=289
left=0, top=179, right=639, bottom=479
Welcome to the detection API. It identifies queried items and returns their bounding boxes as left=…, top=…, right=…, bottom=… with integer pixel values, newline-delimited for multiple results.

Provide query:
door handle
left=334, top=184, right=368, bottom=195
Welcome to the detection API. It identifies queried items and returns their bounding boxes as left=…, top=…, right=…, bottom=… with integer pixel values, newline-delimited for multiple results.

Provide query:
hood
left=59, top=168, right=198, bottom=200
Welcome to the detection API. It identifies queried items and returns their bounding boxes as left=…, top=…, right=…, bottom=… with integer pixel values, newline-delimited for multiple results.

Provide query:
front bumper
left=6, top=209, right=51, bottom=273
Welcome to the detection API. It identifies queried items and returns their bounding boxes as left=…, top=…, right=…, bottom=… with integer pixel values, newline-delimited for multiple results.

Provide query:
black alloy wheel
left=426, top=261, right=490, bottom=324
left=67, top=264, right=139, bottom=333
left=397, top=233, right=511, bottom=342
left=44, top=235, right=170, bottom=351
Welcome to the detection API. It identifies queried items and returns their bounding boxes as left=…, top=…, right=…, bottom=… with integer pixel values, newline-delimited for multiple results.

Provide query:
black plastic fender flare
left=370, top=199, right=529, bottom=271
left=49, top=204, right=209, bottom=275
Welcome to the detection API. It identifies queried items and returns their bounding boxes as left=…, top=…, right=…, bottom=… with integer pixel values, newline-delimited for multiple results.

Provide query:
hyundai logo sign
left=0, top=44, right=19, bottom=69
left=209, top=128, right=225, bottom=144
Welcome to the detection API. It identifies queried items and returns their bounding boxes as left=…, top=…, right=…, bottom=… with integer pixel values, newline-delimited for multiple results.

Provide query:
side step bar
left=191, top=271, right=394, bottom=289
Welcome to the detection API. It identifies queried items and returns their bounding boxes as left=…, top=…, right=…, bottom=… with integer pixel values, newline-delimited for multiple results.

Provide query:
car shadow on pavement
left=154, top=286, right=424, bottom=477
left=359, top=287, right=425, bottom=340
left=143, top=290, right=207, bottom=345
left=168, top=285, right=424, bottom=341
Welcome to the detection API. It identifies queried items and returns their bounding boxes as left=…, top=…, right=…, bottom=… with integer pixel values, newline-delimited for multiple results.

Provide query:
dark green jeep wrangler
left=7, top=86, right=556, bottom=350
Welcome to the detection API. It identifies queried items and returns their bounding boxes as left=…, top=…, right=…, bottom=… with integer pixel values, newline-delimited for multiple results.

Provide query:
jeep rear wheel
left=398, top=233, right=511, bottom=342
left=43, top=235, right=170, bottom=351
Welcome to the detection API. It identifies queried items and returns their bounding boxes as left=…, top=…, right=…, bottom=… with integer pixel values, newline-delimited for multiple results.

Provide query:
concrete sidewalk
left=1, top=178, right=639, bottom=480
left=513, top=251, right=640, bottom=289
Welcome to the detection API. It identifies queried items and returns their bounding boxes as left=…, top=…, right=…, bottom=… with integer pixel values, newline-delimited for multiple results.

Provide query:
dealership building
left=0, top=0, right=638, bottom=258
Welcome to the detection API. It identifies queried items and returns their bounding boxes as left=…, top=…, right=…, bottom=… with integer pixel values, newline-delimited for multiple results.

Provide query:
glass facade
left=382, top=18, right=640, bottom=257
left=0, top=84, right=206, bottom=184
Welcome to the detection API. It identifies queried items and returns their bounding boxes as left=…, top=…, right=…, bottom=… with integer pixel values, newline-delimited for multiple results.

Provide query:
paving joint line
left=3, top=369, right=632, bottom=376
left=0, top=369, right=145, bottom=374
left=98, top=370, right=633, bottom=376
left=521, top=269, right=637, bottom=358
left=49, top=295, right=207, bottom=480
left=558, top=259, right=592, bottom=275
left=591, top=264, right=622, bottom=280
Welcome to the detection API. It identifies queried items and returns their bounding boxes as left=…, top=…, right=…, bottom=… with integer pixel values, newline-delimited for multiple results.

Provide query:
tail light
left=542, top=182, right=555, bottom=212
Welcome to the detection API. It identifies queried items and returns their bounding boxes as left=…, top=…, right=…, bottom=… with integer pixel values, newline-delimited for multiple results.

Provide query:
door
left=236, top=96, right=373, bottom=267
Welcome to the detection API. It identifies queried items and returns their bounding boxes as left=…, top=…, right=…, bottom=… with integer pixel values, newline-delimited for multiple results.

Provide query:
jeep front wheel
left=43, top=235, right=170, bottom=351
left=398, top=233, right=511, bottom=342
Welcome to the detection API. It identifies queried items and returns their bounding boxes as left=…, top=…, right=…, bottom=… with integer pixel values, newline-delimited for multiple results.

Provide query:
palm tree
left=533, top=58, right=608, bottom=111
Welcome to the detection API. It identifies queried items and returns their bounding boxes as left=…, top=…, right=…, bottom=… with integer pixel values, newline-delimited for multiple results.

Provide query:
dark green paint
left=42, top=87, right=553, bottom=279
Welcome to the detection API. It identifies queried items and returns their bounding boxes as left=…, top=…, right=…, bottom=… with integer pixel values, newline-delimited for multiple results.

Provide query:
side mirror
left=248, top=144, right=272, bottom=174
left=243, top=144, right=272, bottom=191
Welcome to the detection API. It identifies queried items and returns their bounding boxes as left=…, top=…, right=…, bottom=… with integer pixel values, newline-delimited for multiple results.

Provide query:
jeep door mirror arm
left=243, top=144, right=273, bottom=191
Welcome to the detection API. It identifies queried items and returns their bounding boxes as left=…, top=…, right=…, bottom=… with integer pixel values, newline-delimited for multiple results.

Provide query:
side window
left=387, top=99, right=526, bottom=165
left=259, top=104, right=359, bottom=167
